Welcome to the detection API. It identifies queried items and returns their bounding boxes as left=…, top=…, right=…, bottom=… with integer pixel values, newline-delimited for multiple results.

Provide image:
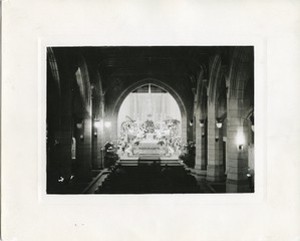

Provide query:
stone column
left=207, top=103, right=225, bottom=182
left=91, top=94, right=103, bottom=170
left=201, top=124, right=207, bottom=169
left=195, top=119, right=202, bottom=169
left=226, top=99, right=249, bottom=192
left=92, top=121, right=101, bottom=169
left=77, top=117, right=92, bottom=181
left=58, top=71, right=73, bottom=181
left=195, top=111, right=206, bottom=170
left=98, top=93, right=105, bottom=168
left=59, top=114, right=72, bottom=180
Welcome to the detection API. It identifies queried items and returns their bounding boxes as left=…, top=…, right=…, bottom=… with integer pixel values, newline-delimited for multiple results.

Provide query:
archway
left=118, top=83, right=182, bottom=139
left=110, top=78, right=188, bottom=143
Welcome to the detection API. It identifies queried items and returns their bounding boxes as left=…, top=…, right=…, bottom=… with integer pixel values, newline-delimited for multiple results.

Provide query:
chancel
left=46, top=46, right=254, bottom=194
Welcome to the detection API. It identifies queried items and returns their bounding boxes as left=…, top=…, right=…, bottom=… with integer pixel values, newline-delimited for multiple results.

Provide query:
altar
left=119, top=132, right=182, bottom=167
left=118, top=116, right=182, bottom=161
left=134, top=138, right=163, bottom=157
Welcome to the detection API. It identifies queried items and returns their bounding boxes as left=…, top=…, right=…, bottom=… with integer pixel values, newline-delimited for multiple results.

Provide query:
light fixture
left=94, top=132, right=97, bottom=137
left=189, top=120, right=193, bottom=127
left=94, top=120, right=101, bottom=128
left=236, top=129, right=245, bottom=151
left=76, top=122, right=83, bottom=129
left=250, top=115, right=254, bottom=132
left=199, top=119, right=205, bottom=127
left=80, top=134, right=84, bottom=140
left=104, top=121, right=111, bottom=128
left=58, top=176, right=64, bottom=183
left=215, top=136, right=219, bottom=142
left=216, top=118, right=222, bottom=129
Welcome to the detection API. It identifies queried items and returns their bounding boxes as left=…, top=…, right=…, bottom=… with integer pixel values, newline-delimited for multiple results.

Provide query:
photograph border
left=38, top=36, right=266, bottom=204
left=4, top=1, right=300, bottom=240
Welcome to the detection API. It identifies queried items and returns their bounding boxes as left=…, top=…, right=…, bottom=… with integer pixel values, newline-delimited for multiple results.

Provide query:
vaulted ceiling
left=80, top=46, right=231, bottom=85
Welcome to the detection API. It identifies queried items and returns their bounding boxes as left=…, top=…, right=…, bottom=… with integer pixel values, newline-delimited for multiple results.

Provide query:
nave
left=95, top=160, right=200, bottom=194
left=47, top=154, right=254, bottom=194
left=46, top=46, right=254, bottom=194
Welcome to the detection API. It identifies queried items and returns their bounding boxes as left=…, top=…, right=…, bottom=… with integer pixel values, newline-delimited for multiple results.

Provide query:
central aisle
left=95, top=161, right=201, bottom=194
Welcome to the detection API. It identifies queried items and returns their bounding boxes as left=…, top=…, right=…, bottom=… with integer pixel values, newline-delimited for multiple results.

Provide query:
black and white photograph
left=46, top=46, right=254, bottom=194
left=3, top=1, right=300, bottom=240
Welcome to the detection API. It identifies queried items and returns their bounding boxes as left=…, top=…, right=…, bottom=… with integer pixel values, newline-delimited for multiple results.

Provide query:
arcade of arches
left=46, top=46, right=254, bottom=194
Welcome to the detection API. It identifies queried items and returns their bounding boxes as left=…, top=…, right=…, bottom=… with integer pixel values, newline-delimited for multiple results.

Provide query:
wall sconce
left=216, top=118, right=222, bottom=129
left=250, top=115, right=254, bottom=132
left=215, top=136, right=219, bottom=142
left=58, top=176, right=64, bottom=183
left=236, top=130, right=245, bottom=151
left=201, top=132, right=205, bottom=138
left=238, top=144, right=244, bottom=151
left=199, top=119, right=205, bottom=127
left=80, top=134, right=84, bottom=140
left=189, top=120, right=193, bottom=127
left=94, top=131, right=97, bottom=137
left=104, top=121, right=111, bottom=128
left=94, top=120, right=101, bottom=128
left=76, top=122, right=83, bottom=129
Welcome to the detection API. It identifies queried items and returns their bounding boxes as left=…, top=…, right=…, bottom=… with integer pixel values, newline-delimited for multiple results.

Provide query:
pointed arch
left=111, top=78, right=188, bottom=142
left=75, top=56, right=92, bottom=116
left=47, top=47, right=61, bottom=98
left=228, top=46, right=254, bottom=100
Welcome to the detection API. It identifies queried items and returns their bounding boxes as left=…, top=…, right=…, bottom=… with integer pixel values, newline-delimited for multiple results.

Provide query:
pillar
left=92, top=117, right=105, bottom=169
left=77, top=117, right=92, bottom=181
left=226, top=99, right=249, bottom=192
left=207, top=103, right=225, bottom=182
left=58, top=70, right=73, bottom=181
left=92, top=122, right=100, bottom=169
left=195, top=111, right=206, bottom=170
left=59, top=114, right=72, bottom=180
left=92, top=93, right=104, bottom=169
left=99, top=93, right=106, bottom=168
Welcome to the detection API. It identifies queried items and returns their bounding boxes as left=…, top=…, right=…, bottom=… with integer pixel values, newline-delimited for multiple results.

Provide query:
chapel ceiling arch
left=112, top=78, right=188, bottom=142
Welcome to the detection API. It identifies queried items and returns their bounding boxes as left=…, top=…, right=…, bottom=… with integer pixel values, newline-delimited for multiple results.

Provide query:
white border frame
left=5, top=1, right=300, bottom=240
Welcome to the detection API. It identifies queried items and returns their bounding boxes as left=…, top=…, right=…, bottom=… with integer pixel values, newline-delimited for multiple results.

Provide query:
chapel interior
left=46, top=46, right=254, bottom=194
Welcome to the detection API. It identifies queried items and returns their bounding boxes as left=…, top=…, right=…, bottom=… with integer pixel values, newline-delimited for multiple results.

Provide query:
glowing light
left=199, top=119, right=205, bottom=127
left=216, top=122, right=222, bottom=129
left=235, top=129, right=245, bottom=151
left=216, top=118, right=222, bottom=128
left=104, top=121, right=111, bottom=128
left=58, top=176, right=64, bottom=183
left=94, top=121, right=101, bottom=128
left=236, top=130, right=245, bottom=145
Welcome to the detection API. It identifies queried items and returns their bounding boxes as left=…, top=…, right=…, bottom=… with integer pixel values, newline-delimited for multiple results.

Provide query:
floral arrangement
left=142, top=119, right=155, bottom=133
